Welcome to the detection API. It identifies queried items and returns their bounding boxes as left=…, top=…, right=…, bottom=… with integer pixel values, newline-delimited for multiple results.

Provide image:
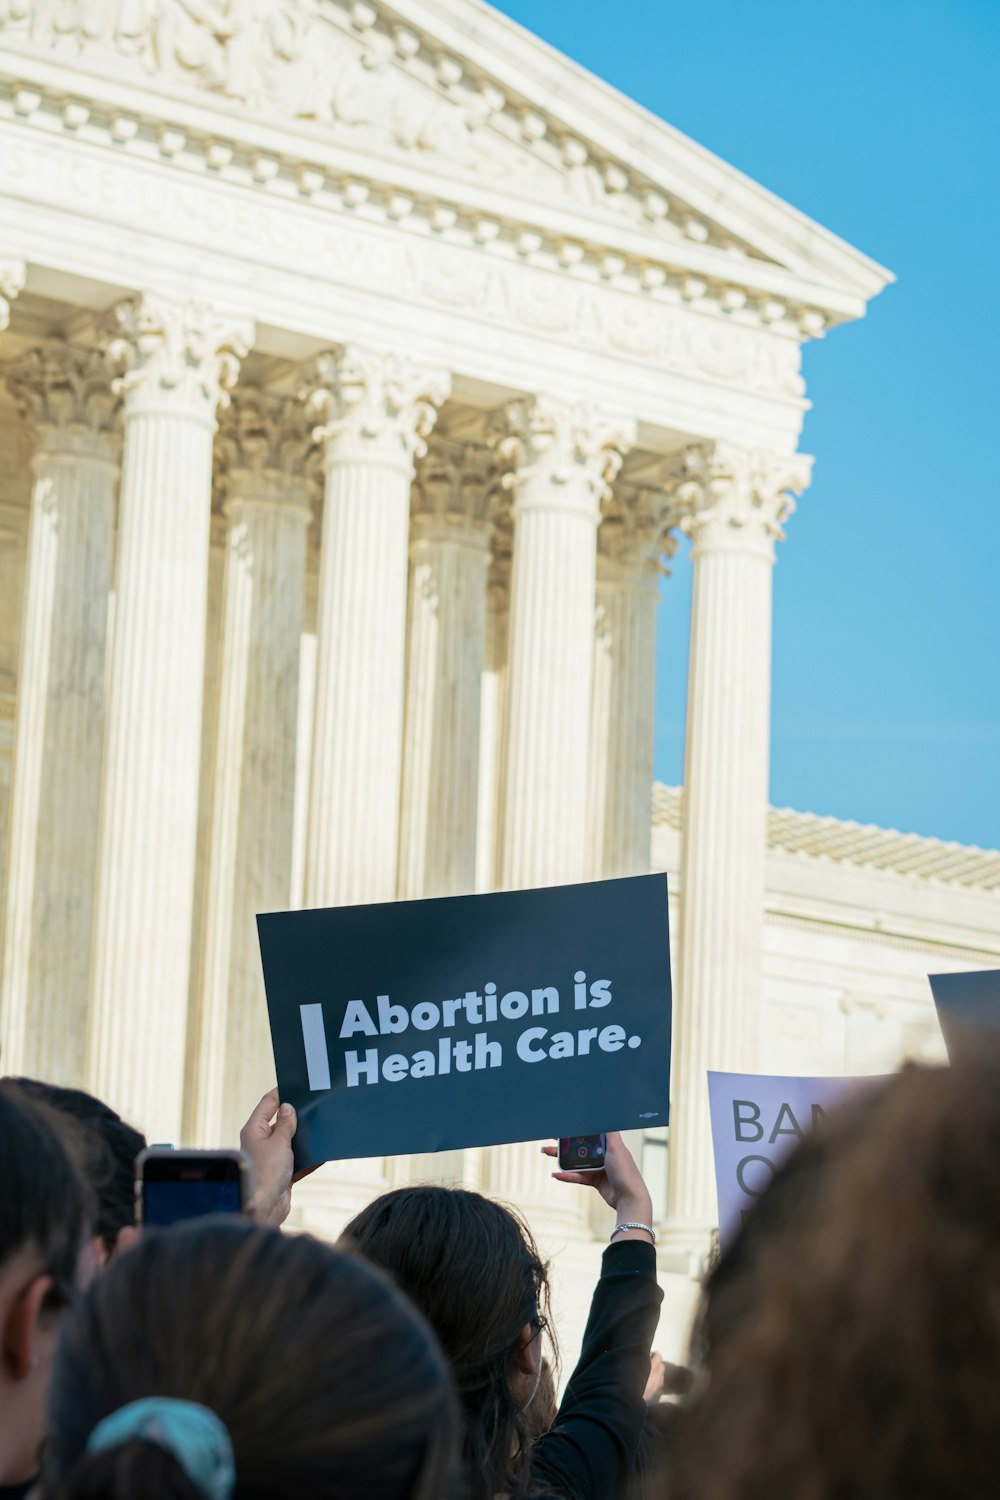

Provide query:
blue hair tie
left=86, top=1397, right=236, bottom=1500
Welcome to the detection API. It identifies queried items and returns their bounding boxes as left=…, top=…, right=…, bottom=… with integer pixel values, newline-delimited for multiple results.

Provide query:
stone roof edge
left=652, top=783, right=1000, bottom=892
left=402, top=0, right=895, bottom=302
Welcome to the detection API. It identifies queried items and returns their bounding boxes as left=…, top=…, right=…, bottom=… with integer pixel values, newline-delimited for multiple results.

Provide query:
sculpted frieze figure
left=0, top=0, right=743, bottom=236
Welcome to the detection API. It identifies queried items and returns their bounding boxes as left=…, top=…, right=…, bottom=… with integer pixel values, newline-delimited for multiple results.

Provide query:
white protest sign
left=707, top=1070, right=875, bottom=1250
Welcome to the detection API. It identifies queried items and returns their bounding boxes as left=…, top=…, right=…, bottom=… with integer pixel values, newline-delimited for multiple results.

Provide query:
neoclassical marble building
left=1, top=0, right=995, bottom=1355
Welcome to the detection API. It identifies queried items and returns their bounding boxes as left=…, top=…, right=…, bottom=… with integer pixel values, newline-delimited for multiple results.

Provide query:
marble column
left=664, top=442, right=811, bottom=1249
left=0, top=343, right=119, bottom=1084
left=299, top=348, right=447, bottom=1215
left=485, top=399, right=633, bottom=1243
left=0, top=267, right=25, bottom=924
left=304, top=347, right=449, bottom=908
left=193, top=393, right=313, bottom=1147
left=86, top=295, right=251, bottom=1144
left=398, top=438, right=491, bottom=901
left=494, top=396, right=635, bottom=890
left=587, top=481, right=677, bottom=881
left=475, top=505, right=512, bottom=894
left=181, top=514, right=227, bottom=1143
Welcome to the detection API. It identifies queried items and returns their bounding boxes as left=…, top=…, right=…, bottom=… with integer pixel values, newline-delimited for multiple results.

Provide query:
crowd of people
left=2, top=1048, right=998, bottom=1498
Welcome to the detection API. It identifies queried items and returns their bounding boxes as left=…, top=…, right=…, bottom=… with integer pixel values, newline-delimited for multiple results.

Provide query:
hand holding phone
left=557, top=1134, right=607, bottom=1172
left=543, top=1131, right=654, bottom=1228
left=135, top=1148, right=253, bottom=1228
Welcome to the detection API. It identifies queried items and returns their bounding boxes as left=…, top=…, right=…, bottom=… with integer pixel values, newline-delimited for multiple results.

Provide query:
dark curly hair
left=673, top=1056, right=1000, bottom=1500
left=344, top=1185, right=555, bottom=1500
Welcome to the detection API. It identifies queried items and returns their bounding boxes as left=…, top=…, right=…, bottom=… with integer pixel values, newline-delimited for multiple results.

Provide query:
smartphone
left=135, top=1148, right=253, bottom=1228
left=558, top=1134, right=607, bottom=1172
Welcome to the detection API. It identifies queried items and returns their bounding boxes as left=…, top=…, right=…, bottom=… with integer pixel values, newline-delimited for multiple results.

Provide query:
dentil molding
left=0, top=0, right=815, bottom=286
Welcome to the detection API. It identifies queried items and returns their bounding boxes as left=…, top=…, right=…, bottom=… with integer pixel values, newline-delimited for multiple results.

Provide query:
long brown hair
left=673, top=1058, right=1000, bottom=1500
left=344, top=1186, right=555, bottom=1500
left=45, top=1216, right=460, bottom=1500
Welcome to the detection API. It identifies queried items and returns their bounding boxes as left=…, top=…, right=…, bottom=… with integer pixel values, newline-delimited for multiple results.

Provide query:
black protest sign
left=929, top=969, right=1000, bottom=1062
left=257, top=874, right=671, bottom=1168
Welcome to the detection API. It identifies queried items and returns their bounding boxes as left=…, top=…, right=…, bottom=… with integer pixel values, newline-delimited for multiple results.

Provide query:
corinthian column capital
left=665, top=441, right=813, bottom=559
left=215, top=390, right=315, bottom=516
left=0, top=261, right=25, bottom=334
left=100, top=294, right=252, bottom=423
left=492, top=395, right=636, bottom=517
left=305, top=346, right=450, bottom=472
left=5, top=341, right=120, bottom=457
left=599, top=478, right=680, bottom=581
left=412, top=438, right=495, bottom=537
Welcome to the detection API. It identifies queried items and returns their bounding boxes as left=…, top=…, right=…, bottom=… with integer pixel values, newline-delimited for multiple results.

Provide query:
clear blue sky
left=492, top=0, right=1000, bottom=850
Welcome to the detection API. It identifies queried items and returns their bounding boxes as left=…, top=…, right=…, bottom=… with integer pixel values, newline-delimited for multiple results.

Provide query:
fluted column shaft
left=305, top=348, right=449, bottom=907
left=86, top=296, right=250, bottom=1143
left=475, top=579, right=509, bottom=893
left=194, top=396, right=312, bottom=1145
left=587, top=486, right=675, bottom=881
left=398, top=442, right=491, bottom=900
left=485, top=399, right=633, bottom=1241
left=1, top=345, right=119, bottom=1082
left=666, top=444, right=811, bottom=1235
left=496, top=397, right=635, bottom=890
left=588, top=563, right=659, bottom=880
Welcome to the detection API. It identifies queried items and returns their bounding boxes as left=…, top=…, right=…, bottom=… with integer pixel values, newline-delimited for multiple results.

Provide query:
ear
left=511, top=1321, right=542, bottom=1378
left=2, top=1273, right=53, bottom=1381
left=111, top=1226, right=140, bottom=1261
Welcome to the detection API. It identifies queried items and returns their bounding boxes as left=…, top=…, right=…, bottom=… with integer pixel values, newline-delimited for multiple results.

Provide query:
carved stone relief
left=0, top=0, right=762, bottom=248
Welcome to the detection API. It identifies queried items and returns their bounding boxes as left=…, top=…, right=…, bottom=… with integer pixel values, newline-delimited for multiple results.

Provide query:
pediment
left=0, top=0, right=891, bottom=308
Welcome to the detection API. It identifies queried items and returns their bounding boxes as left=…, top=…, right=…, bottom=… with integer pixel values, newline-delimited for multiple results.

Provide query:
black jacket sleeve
left=527, top=1239, right=662, bottom=1499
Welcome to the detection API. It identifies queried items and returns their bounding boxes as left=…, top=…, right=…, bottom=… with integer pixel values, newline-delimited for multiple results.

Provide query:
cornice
left=763, top=907, right=1000, bottom=965
left=384, top=0, right=894, bottom=303
left=0, top=26, right=873, bottom=329
left=653, top=783, right=1000, bottom=894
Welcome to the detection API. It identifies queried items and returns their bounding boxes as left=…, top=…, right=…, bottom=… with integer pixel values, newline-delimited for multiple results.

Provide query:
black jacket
left=528, top=1239, right=662, bottom=1499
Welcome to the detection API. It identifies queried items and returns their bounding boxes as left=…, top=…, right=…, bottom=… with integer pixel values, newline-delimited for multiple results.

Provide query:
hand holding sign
left=258, top=875, right=672, bottom=1169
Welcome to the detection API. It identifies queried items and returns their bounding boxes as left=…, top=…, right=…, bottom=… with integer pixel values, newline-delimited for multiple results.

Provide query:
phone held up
left=135, top=1147, right=254, bottom=1229
left=558, top=1134, right=607, bottom=1172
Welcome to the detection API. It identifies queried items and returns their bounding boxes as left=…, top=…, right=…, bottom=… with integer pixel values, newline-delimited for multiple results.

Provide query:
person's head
left=44, top=1215, right=459, bottom=1500
left=6, top=1078, right=146, bottom=1266
left=344, top=1186, right=555, bottom=1500
left=0, top=1080, right=91, bottom=1486
left=691, top=1081, right=885, bottom=1374
left=673, top=1056, right=1000, bottom=1500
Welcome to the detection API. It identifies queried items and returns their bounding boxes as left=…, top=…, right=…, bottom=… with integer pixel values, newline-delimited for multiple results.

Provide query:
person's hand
left=239, top=1088, right=299, bottom=1228
left=541, top=1131, right=654, bottom=1237
left=644, top=1351, right=666, bottom=1404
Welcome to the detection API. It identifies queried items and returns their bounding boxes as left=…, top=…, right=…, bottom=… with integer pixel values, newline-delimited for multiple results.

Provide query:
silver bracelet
left=610, top=1221, right=656, bottom=1244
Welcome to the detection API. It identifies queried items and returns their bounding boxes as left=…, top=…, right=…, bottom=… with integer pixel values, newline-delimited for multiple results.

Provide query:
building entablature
left=0, top=0, right=891, bottom=456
